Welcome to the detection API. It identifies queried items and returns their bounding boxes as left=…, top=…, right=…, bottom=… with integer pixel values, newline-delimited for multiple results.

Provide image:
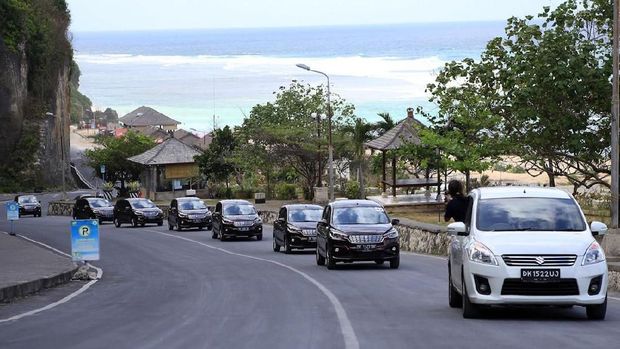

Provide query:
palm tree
left=343, top=118, right=376, bottom=198
left=376, top=112, right=395, bottom=135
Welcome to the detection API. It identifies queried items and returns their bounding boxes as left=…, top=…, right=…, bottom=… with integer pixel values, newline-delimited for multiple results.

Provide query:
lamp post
left=296, top=63, right=334, bottom=201
left=46, top=112, right=66, bottom=200
left=311, top=112, right=322, bottom=188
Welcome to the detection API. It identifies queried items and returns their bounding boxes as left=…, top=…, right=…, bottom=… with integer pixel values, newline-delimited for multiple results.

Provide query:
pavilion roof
left=127, top=137, right=202, bottom=166
left=365, top=115, right=422, bottom=151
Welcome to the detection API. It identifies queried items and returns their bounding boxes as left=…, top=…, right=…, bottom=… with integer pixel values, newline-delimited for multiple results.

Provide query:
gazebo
left=365, top=108, right=441, bottom=199
left=128, top=137, right=203, bottom=200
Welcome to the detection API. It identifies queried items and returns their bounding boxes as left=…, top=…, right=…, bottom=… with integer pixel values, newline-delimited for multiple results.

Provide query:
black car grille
left=501, top=278, right=579, bottom=296
left=348, top=234, right=383, bottom=244
left=301, top=229, right=316, bottom=236
left=502, top=255, right=577, bottom=267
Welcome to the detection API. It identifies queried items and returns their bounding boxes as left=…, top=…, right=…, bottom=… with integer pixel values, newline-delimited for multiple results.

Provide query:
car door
left=317, top=206, right=331, bottom=256
left=169, top=200, right=177, bottom=226
left=120, top=200, right=131, bottom=223
left=275, top=207, right=287, bottom=244
left=451, top=194, right=475, bottom=289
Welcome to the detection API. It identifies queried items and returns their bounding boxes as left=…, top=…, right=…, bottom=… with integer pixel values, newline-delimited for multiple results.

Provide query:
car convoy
left=13, top=185, right=607, bottom=320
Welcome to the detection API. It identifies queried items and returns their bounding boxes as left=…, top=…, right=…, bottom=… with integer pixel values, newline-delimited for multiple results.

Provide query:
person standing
left=444, top=180, right=468, bottom=222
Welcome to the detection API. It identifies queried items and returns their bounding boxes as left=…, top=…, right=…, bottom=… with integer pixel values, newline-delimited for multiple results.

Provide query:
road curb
left=0, top=265, right=79, bottom=303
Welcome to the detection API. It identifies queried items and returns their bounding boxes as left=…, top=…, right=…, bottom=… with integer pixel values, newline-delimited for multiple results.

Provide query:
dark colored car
left=273, top=204, right=323, bottom=253
left=168, top=197, right=213, bottom=231
left=114, top=198, right=163, bottom=227
left=73, top=197, right=114, bottom=224
left=212, top=200, right=262, bottom=241
left=316, top=199, right=400, bottom=270
left=15, top=195, right=42, bottom=217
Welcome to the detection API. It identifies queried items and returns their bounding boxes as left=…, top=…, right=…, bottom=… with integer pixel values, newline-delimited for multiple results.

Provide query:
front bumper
left=288, top=233, right=317, bottom=249
left=179, top=217, right=212, bottom=228
left=95, top=212, right=114, bottom=222
left=330, top=238, right=399, bottom=261
left=136, top=215, right=163, bottom=224
left=464, top=256, right=608, bottom=306
left=19, top=207, right=41, bottom=215
left=222, top=224, right=262, bottom=236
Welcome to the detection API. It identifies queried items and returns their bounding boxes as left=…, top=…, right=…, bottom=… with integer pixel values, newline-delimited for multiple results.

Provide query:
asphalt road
left=1, top=215, right=620, bottom=349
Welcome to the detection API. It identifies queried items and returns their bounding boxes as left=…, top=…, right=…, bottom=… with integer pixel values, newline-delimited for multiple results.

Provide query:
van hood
left=334, top=224, right=392, bottom=235
left=476, top=231, right=593, bottom=256
left=224, top=214, right=258, bottom=221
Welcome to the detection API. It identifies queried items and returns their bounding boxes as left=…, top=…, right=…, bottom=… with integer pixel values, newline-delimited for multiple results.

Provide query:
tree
left=375, top=113, right=395, bottom=135
left=84, top=131, right=155, bottom=195
left=241, top=82, right=355, bottom=199
left=195, top=126, right=237, bottom=189
left=341, top=117, right=376, bottom=198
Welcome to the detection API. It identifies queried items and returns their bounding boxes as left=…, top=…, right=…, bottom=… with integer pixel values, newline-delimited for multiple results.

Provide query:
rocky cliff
left=0, top=0, right=72, bottom=191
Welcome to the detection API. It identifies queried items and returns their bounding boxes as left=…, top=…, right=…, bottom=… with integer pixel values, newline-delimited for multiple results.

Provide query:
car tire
left=448, top=265, right=463, bottom=308
left=389, top=255, right=400, bottom=269
left=273, top=237, right=281, bottom=252
left=176, top=223, right=183, bottom=231
left=462, top=275, right=481, bottom=319
left=326, top=244, right=336, bottom=270
left=132, top=218, right=138, bottom=227
left=284, top=236, right=292, bottom=254
left=256, top=233, right=263, bottom=241
left=316, top=246, right=325, bottom=266
left=157, top=221, right=163, bottom=227
left=114, top=218, right=121, bottom=228
left=586, top=295, right=607, bottom=320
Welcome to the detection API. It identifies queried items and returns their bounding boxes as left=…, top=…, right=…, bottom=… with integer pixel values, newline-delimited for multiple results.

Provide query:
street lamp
left=46, top=112, right=67, bottom=200
left=296, top=63, right=334, bottom=201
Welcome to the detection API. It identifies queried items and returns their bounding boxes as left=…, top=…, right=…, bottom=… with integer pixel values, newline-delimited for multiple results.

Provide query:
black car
left=273, top=204, right=323, bottom=253
left=212, top=200, right=262, bottom=241
left=114, top=198, right=163, bottom=227
left=168, top=197, right=213, bottom=231
left=73, top=197, right=115, bottom=223
left=15, top=195, right=42, bottom=217
left=316, top=199, right=400, bottom=270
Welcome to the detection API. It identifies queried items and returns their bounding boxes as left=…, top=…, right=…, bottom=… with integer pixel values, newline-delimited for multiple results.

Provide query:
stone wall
left=609, top=270, right=620, bottom=292
left=47, top=201, right=74, bottom=216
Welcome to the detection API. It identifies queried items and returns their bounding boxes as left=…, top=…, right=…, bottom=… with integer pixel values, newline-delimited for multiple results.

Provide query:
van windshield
left=332, top=206, right=389, bottom=225
left=476, top=197, right=586, bottom=232
left=87, top=198, right=112, bottom=208
left=130, top=199, right=156, bottom=209
left=224, top=204, right=256, bottom=215
left=179, top=200, right=207, bottom=210
left=289, top=209, right=323, bottom=222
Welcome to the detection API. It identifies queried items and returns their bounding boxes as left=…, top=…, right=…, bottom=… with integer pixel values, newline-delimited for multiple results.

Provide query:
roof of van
left=475, top=186, right=571, bottom=200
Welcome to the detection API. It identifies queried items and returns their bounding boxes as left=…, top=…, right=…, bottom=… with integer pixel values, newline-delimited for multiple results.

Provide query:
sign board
left=6, top=201, right=19, bottom=221
left=100, top=164, right=106, bottom=174
left=165, top=163, right=199, bottom=179
left=71, top=219, right=100, bottom=261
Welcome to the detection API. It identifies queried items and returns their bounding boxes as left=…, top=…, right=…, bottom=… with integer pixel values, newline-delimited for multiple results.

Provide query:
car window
left=278, top=208, right=286, bottom=220
left=179, top=200, right=207, bottom=210
left=87, top=198, right=112, bottom=208
left=476, top=197, right=587, bottom=232
left=332, top=206, right=389, bottom=225
left=130, top=199, right=156, bottom=209
left=18, top=196, right=38, bottom=204
left=224, top=204, right=256, bottom=215
left=289, top=209, right=323, bottom=223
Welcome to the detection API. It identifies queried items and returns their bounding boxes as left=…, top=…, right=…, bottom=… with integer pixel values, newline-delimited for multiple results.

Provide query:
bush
left=215, top=186, right=233, bottom=199
left=233, top=188, right=254, bottom=199
left=345, top=181, right=360, bottom=199
left=275, top=183, right=297, bottom=200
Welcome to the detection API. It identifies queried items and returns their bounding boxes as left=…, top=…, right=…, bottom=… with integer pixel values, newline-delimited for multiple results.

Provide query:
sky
left=67, top=0, right=562, bottom=32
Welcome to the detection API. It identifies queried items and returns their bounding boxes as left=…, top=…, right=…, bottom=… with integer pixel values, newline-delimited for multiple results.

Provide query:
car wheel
left=176, top=223, right=183, bottom=231
left=389, top=255, right=400, bottom=269
left=273, top=237, right=281, bottom=252
left=157, top=221, right=163, bottom=227
left=132, top=218, right=138, bottom=227
left=586, top=295, right=607, bottom=320
left=375, top=260, right=384, bottom=265
left=462, top=275, right=481, bottom=319
left=448, top=265, right=463, bottom=308
left=114, top=218, right=121, bottom=228
left=316, top=246, right=325, bottom=266
left=256, top=233, right=263, bottom=241
left=326, top=244, right=336, bottom=270
left=284, top=236, right=292, bottom=254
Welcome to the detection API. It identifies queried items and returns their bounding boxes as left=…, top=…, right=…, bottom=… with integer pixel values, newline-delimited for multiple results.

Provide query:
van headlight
left=582, top=241, right=606, bottom=266
left=383, top=228, right=399, bottom=239
left=468, top=241, right=498, bottom=266
left=329, top=229, right=348, bottom=241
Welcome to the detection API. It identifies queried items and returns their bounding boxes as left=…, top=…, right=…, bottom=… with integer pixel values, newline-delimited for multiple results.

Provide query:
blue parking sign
left=6, top=201, right=19, bottom=221
left=71, top=219, right=100, bottom=261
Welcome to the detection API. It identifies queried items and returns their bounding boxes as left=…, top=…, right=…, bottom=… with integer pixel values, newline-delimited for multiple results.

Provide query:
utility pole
left=612, top=0, right=619, bottom=229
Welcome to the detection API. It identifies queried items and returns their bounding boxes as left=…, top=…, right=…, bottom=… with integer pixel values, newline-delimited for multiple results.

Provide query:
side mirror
left=391, top=218, right=400, bottom=226
left=590, top=221, right=608, bottom=236
left=276, top=218, right=285, bottom=224
left=447, top=222, right=467, bottom=236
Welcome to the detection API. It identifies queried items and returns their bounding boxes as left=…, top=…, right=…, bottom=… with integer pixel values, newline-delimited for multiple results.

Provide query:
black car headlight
left=383, top=228, right=399, bottom=239
left=329, top=229, right=348, bottom=241
left=287, top=224, right=303, bottom=235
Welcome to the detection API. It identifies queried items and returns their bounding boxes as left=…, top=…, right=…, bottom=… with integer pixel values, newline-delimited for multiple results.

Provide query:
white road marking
left=147, top=229, right=360, bottom=349
left=0, top=232, right=103, bottom=324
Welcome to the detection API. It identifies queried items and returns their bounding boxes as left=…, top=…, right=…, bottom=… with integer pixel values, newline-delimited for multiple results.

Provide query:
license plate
left=521, top=269, right=560, bottom=282
left=239, top=227, right=250, bottom=231
left=361, top=244, right=376, bottom=251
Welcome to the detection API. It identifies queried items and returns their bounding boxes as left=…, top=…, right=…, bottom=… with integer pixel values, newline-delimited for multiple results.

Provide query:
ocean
left=72, top=21, right=506, bottom=130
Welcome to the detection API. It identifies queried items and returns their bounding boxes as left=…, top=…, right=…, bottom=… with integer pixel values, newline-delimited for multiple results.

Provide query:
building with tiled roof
left=119, top=106, right=181, bottom=132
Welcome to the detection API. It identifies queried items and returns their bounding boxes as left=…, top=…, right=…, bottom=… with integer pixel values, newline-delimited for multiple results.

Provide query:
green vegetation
left=84, top=132, right=155, bottom=196
left=69, top=60, right=92, bottom=124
